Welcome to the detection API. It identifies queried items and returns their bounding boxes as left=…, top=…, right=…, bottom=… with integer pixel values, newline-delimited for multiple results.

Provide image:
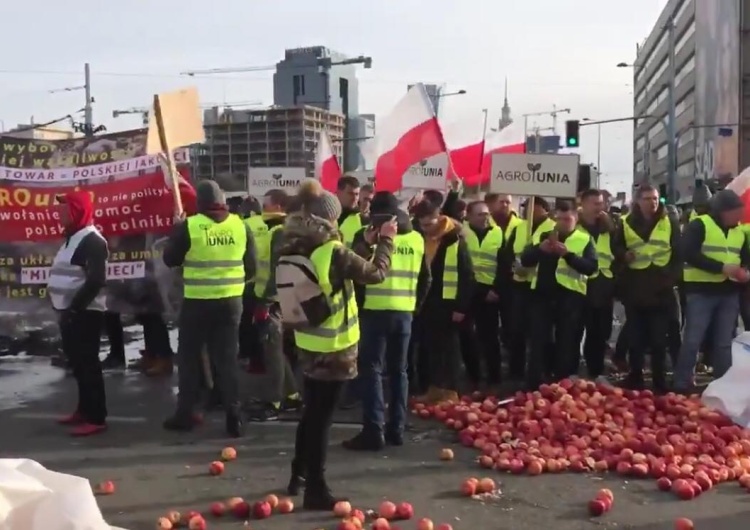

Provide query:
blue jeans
left=674, top=292, right=739, bottom=388
left=359, top=310, right=412, bottom=435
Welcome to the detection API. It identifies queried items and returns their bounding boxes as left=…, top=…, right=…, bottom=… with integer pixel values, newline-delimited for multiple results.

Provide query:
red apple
left=277, top=498, right=294, bottom=514
left=379, top=501, right=397, bottom=519
left=395, top=502, right=413, bottom=520
left=209, top=502, right=226, bottom=517
left=252, top=500, right=272, bottom=519
left=208, top=461, right=224, bottom=476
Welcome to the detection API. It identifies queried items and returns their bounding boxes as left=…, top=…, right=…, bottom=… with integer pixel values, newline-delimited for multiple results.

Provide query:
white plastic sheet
left=702, top=331, right=750, bottom=428
left=0, top=459, right=127, bottom=530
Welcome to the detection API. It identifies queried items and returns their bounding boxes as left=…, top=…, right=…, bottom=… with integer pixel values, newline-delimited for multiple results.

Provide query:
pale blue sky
left=1, top=0, right=666, bottom=193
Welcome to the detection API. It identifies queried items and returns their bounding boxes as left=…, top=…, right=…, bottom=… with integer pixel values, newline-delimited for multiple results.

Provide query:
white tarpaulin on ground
left=0, top=459, right=126, bottom=530
left=702, top=332, right=750, bottom=428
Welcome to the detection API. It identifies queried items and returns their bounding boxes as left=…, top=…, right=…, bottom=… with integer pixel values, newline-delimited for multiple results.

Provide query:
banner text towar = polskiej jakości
left=247, top=167, right=306, bottom=197
left=489, top=153, right=580, bottom=198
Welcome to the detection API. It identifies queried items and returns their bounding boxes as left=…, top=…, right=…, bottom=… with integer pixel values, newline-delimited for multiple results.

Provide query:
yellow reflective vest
left=511, top=218, right=555, bottom=282
left=253, top=224, right=284, bottom=298
left=622, top=216, right=672, bottom=269
left=184, top=214, right=247, bottom=299
left=489, top=213, right=523, bottom=242
left=340, top=213, right=363, bottom=246
left=530, top=229, right=592, bottom=295
left=294, top=240, right=360, bottom=353
left=683, top=214, right=744, bottom=283
left=364, top=231, right=424, bottom=311
left=578, top=226, right=614, bottom=279
left=443, top=242, right=459, bottom=299
left=244, top=215, right=268, bottom=283
left=464, top=225, right=504, bottom=285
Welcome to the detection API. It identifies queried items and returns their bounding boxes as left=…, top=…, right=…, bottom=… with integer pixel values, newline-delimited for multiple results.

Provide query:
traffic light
left=658, top=183, right=668, bottom=203
left=565, top=120, right=580, bottom=147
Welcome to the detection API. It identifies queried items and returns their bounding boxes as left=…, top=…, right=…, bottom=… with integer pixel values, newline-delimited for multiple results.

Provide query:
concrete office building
left=273, top=46, right=362, bottom=172
left=6, top=125, right=76, bottom=140
left=195, top=105, right=345, bottom=192
left=349, top=113, right=376, bottom=169
left=633, top=0, right=750, bottom=202
left=407, top=83, right=441, bottom=116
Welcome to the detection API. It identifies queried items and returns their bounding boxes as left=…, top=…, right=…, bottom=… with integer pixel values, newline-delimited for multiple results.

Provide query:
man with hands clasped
left=674, top=189, right=750, bottom=392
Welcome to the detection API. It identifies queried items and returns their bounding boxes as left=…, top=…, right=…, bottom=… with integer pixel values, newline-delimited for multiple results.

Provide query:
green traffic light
left=660, top=197, right=666, bottom=204
left=567, top=138, right=578, bottom=146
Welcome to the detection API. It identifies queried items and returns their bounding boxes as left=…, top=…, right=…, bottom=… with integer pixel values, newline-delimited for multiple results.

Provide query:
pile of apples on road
left=412, top=378, right=750, bottom=503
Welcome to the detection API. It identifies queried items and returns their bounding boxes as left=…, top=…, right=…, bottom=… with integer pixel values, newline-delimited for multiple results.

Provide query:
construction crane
left=112, top=101, right=264, bottom=125
left=180, top=56, right=372, bottom=76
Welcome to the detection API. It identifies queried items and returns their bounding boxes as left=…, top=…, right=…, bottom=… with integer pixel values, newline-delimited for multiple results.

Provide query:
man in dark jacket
left=521, top=202, right=598, bottom=389
left=612, top=184, right=681, bottom=391
left=162, top=181, right=257, bottom=437
left=674, top=190, right=749, bottom=391
left=344, top=191, right=432, bottom=450
left=576, top=189, right=617, bottom=382
left=412, top=199, right=474, bottom=403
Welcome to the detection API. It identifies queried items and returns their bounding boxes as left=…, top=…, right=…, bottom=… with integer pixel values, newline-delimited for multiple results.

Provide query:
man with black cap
left=343, top=191, right=431, bottom=451
left=502, top=196, right=555, bottom=382
left=162, top=180, right=257, bottom=437
left=674, top=189, right=750, bottom=392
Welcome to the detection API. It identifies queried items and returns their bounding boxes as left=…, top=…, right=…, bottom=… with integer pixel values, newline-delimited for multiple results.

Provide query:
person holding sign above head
left=162, top=180, right=257, bottom=438
left=674, top=189, right=750, bottom=393
left=460, top=201, right=507, bottom=390
left=612, top=184, right=681, bottom=392
left=336, top=175, right=367, bottom=246
left=343, top=191, right=431, bottom=451
left=50, top=191, right=110, bottom=437
left=503, top=197, right=555, bottom=382
left=520, top=202, right=598, bottom=390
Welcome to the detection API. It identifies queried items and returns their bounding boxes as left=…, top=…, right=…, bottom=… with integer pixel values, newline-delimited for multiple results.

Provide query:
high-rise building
left=498, top=78, right=513, bottom=130
left=273, top=46, right=362, bottom=171
left=349, top=113, right=376, bottom=169
left=195, top=105, right=345, bottom=192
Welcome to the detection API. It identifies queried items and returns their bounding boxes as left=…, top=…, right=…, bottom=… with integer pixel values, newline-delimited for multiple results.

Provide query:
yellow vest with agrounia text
left=364, top=231, right=424, bottom=311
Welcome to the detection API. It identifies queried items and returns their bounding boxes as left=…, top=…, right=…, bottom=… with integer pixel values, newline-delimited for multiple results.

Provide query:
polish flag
left=726, top=166, right=750, bottom=222
left=373, top=83, right=448, bottom=192
left=443, top=113, right=486, bottom=181
left=315, top=131, right=342, bottom=192
left=463, top=123, right=526, bottom=186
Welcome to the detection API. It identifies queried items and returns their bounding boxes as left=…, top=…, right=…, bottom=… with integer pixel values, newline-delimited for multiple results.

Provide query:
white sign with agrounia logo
left=247, top=167, right=306, bottom=196
left=490, top=153, right=580, bottom=198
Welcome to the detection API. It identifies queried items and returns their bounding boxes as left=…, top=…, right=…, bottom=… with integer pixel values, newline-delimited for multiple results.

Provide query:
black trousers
left=507, top=282, right=531, bottom=379
left=580, top=300, right=613, bottom=378
left=176, top=298, right=242, bottom=416
left=103, top=312, right=125, bottom=362
left=528, top=291, right=584, bottom=389
left=293, top=378, right=343, bottom=483
left=460, top=294, right=502, bottom=385
left=497, top=280, right=514, bottom=347
left=136, top=313, right=173, bottom=358
left=61, top=310, right=107, bottom=424
left=420, top=306, right=461, bottom=391
left=239, top=289, right=263, bottom=363
left=407, top=317, right=424, bottom=394
left=625, top=304, right=669, bottom=390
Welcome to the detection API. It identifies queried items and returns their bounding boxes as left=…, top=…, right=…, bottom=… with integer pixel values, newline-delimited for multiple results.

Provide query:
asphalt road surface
left=1, top=345, right=749, bottom=529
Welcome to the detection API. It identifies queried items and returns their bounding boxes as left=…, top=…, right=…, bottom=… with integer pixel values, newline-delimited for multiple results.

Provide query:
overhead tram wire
left=0, top=112, right=77, bottom=137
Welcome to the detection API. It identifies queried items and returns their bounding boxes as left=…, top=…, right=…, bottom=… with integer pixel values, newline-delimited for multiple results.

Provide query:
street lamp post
left=581, top=118, right=602, bottom=172
left=433, top=88, right=467, bottom=118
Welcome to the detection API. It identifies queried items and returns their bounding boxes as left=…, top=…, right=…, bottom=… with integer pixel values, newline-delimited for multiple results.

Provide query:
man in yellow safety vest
left=576, top=189, right=617, bottom=384
left=520, top=202, right=598, bottom=389
left=343, top=191, right=431, bottom=451
left=336, top=175, right=367, bottom=246
left=503, top=196, right=555, bottom=381
left=246, top=189, right=303, bottom=422
left=612, top=184, right=681, bottom=392
left=674, top=189, right=750, bottom=392
left=461, top=200, right=506, bottom=388
left=162, top=180, right=257, bottom=437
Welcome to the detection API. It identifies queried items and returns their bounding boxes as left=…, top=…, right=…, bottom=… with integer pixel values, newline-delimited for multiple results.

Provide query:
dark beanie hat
left=522, top=196, right=550, bottom=212
left=369, top=191, right=400, bottom=216
left=196, top=180, right=226, bottom=210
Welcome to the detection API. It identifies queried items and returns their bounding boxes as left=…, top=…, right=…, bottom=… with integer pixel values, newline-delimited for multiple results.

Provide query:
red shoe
left=70, top=423, right=108, bottom=437
left=58, top=412, right=85, bottom=425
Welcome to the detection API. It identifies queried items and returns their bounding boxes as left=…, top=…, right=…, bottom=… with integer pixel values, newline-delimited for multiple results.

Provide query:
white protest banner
left=490, top=153, right=580, bottom=198
left=247, top=167, right=306, bottom=197
left=401, top=151, right=449, bottom=191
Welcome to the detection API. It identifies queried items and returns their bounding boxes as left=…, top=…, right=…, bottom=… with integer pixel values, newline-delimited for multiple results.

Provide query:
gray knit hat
left=296, top=179, right=342, bottom=222
left=196, top=180, right=225, bottom=210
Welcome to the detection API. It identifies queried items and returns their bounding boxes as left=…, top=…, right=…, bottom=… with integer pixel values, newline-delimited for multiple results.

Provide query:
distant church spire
left=499, top=77, right=513, bottom=130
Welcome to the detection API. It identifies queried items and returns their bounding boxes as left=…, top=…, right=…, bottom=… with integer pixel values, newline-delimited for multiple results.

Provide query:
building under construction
left=194, top=105, right=345, bottom=191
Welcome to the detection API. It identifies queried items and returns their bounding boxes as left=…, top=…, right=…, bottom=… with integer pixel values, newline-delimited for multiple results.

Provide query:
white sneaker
left=595, top=375, right=612, bottom=387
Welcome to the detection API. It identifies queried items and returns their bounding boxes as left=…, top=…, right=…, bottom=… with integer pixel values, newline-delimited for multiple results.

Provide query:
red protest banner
left=0, top=168, right=188, bottom=242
